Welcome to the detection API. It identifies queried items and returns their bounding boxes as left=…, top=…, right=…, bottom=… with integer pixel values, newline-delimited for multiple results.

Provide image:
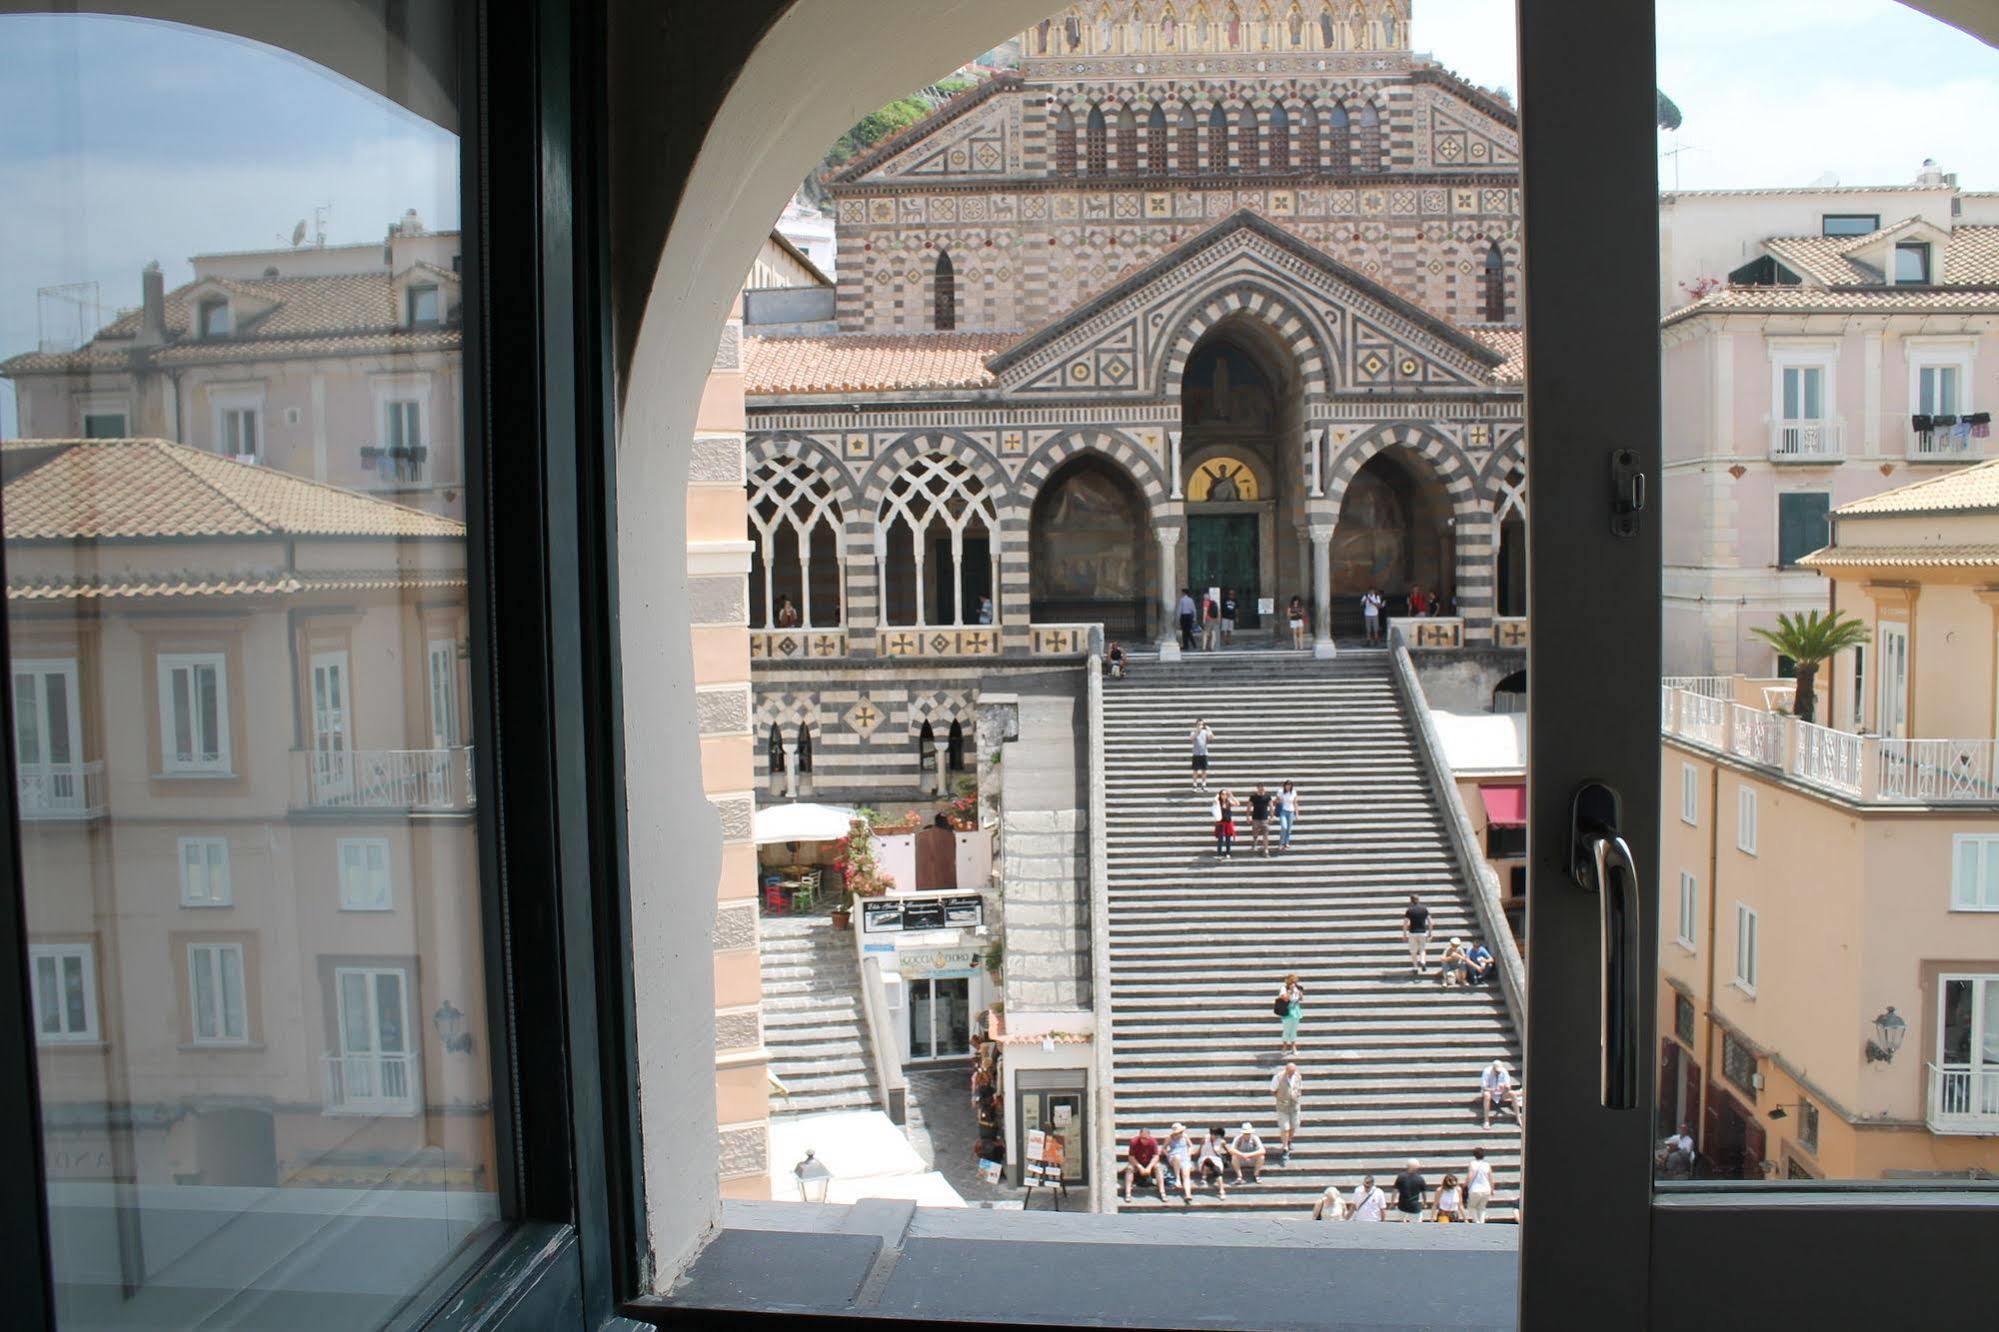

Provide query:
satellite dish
left=1807, top=171, right=1840, bottom=188
left=290, top=219, right=308, bottom=247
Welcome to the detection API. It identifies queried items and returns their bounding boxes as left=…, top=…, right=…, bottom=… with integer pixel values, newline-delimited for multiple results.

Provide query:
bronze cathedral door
left=1187, top=514, right=1259, bottom=631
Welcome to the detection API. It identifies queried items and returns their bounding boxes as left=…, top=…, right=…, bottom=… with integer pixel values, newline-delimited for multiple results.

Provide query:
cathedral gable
left=989, top=211, right=1501, bottom=399
left=835, top=79, right=1024, bottom=184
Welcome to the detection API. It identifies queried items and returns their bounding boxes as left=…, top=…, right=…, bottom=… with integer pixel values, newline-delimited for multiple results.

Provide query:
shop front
left=857, top=889, right=993, bottom=1065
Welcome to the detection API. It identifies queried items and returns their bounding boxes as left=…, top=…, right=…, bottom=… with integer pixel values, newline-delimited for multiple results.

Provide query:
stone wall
left=980, top=668, right=1093, bottom=1012
left=1409, top=646, right=1525, bottom=714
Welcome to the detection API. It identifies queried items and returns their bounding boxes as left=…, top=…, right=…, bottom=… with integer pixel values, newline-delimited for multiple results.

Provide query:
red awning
left=1479, top=784, right=1527, bottom=828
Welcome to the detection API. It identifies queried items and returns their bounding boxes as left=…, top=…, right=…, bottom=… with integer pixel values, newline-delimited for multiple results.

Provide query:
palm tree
left=1749, top=611, right=1870, bottom=724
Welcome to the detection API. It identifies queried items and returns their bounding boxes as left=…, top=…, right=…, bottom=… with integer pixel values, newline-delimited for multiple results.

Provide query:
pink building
left=1662, top=193, right=1999, bottom=677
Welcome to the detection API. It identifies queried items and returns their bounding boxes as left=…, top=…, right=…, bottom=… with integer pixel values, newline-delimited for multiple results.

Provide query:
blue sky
left=3, top=4, right=1994, bottom=435
left=0, top=15, right=458, bottom=436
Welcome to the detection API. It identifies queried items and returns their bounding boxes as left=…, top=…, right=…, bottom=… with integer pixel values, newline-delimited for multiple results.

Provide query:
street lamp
left=1865, top=1006, right=1907, bottom=1064
left=794, top=1149, right=832, bottom=1204
left=433, top=1000, right=475, bottom=1055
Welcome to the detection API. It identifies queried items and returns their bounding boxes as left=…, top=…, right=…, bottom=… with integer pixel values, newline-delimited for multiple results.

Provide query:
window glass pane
left=2, top=5, right=495, bottom=1321
left=1659, top=0, right=1999, bottom=1195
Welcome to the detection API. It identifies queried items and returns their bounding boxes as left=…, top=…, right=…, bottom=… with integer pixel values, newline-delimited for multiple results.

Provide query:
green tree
left=1656, top=89, right=1683, bottom=133
left=1749, top=610, right=1869, bottom=724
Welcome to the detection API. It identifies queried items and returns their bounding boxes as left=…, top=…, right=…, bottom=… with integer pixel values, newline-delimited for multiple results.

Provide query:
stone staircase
left=1101, top=653, right=1522, bottom=1216
left=760, top=914, right=882, bottom=1117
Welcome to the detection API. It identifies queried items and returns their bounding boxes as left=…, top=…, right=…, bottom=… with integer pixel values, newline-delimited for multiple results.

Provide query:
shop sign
left=901, top=947, right=982, bottom=972
left=861, top=894, right=983, bottom=934
left=43, top=1132, right=118, bottom=1179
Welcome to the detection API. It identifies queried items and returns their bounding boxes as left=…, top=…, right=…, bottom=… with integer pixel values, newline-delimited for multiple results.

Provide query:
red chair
left=763, top=878, right=789, bottom=914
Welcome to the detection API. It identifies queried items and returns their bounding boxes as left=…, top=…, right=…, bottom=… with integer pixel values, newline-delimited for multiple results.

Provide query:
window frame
left=1908, top=339, right=1974, bottom=419
left=1820, top=213, right=1880, bottom=237
left=186, top=940, right=250, bottom=1045
left=155, top=650, right=232, bottom=775
left=1676, top=870, right=1697, bottom=951
left=408, top=281, right=443, bottom=326
left=337, top=836, right=395, bottom=912
left=1733, top=902, right=1759, bottom=995
left=1950, top=833, right=1999, bottom=911
left=1737, top=784, right=1758, bottom=855
left=1680, top=762, right=1699, bottom=824
left=196, top=295, right=231, bottom=337
left=26, top=942, right=98, bottom=1044
left=1776, top=489, right=1831, bottom=569
left=1895, top=241, right=1932, bottom=285
left=178, top=835, right=232, bottom=907
left=209, top=383, right=265, bottom=461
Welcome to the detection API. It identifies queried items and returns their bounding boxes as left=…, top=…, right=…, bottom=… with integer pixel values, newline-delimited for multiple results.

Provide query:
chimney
left=137, top=261, right=166, bottom=346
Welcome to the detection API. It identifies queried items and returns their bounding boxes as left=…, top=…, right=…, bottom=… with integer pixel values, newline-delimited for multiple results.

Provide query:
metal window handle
left=1571, top=783, right=1643, bottom=1110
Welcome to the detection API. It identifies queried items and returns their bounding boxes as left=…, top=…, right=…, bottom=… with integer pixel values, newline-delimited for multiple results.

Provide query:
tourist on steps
left=1430, top=1173, right=1465, bottom=1222
left=1221, top=587, right=1238, bottom=646
left=1481, top=1059, right=1519, bottom=1128
left=1312, top=1185, right=1348, bottom=1221
left=1106, top=640, right=1127, bottom=679
left=1177, top=588, right=1197, bottom=650
left=1363, top=586, right=1386, bottom=644
left=1197, top=1125, right=1231, bottom=1199
left=1349, top=1175, right=1388, bottom=1221
left=1189, top=719, right=1214, bottom=791
left=1275, top=780, right=1300, bottom=851
left=1248, top=783, right=1274, bottom=855
left=1202, top=593, right=1221, bottom=651
left=1275, top=973, right=1306, bottom=1056
left=1464, top=1147, right=1495, bottom=1222
left=1162, top=1123, right=1196, bottom=1203
left=1212, top=790, right=1237, bottom=858
left=1271, top=1061, right=1304, bottom=1158
left=1120, top=1127, right=1166, bottom=1203
left=1288, top=595, right=1308, bottom=649
left=1438, top=938, right=1469, bottom=987
left=1402, top=894, right=1432, bottom=974
left=1227, top=1123, right=1266, bottom=1183
left=1390, top=1158, right=1428, bottom=1221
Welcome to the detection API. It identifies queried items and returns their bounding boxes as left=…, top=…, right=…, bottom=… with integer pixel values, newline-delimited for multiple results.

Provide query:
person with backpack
left=1212, top=790, right=1237, bottom=858
left=1274, top=973, right=1305, bottom=1055
left=1202, top=592, right=1221, bottom=651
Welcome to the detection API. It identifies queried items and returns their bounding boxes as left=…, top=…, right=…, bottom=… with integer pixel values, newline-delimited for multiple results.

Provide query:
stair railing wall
left=1086, top=652, right=1116, bottom=1210
left=858, top=952, right=909, bottom=1125
left=1387, top=626, right=1527, bottom=1029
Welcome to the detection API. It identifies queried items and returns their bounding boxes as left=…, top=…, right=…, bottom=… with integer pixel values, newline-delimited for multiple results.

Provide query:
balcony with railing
left=1662, top=683, right=1999, bottom=805
left=1770, top=419, right=1844, bottom=462
left=1909, top=418, right=1985, bottom=463
left=14, top=760, right=107, bottom=820
left=322, top=1051, right=421, bottom=1116
left=295, top=747, right=475, bottom=811
left=1927, top=1063, right=1999, bottom=1135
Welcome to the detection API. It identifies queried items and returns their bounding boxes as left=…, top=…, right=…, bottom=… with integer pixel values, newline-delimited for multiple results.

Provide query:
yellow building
left=1659, top=460, right=1999, bottom=1181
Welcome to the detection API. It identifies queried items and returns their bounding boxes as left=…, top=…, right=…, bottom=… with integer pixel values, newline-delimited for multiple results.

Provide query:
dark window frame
left=1820, top=213, right=1880, bottom=236
left=1777, top=490, right=1831, bottom=568
left=1895, top=241, right=1932, bottom=284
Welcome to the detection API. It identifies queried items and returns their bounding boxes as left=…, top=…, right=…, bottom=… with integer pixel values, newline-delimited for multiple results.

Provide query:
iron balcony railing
left=322, top=1051, right=420, bottom=1115
left=13, top=760, right=106, bottom=819
left=302, top=747, right=475, bottom=811
left=1927, top=1062, right=1999, bottom=1134
left=1771, top=419, right=1844, bottom=461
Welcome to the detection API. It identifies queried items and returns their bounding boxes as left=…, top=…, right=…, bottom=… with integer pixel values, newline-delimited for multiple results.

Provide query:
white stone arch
left=745, top=447, right=850, bottom=629
left=1017, top=427, right=1172, bottom=518
left=872, top=449, right=1002, bottom=628
left=1155, top=279, right=1337, bottom=400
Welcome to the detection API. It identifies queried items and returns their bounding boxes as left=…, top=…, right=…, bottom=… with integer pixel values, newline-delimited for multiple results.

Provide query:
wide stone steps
left=1100, top=656, right=1520, bottom=1220
left=759, top=916, right=881, bottom=1118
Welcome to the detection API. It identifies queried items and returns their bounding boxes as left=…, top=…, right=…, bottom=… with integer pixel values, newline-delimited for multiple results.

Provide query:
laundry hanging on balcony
left=1968, top=412, right=1992, bottom=439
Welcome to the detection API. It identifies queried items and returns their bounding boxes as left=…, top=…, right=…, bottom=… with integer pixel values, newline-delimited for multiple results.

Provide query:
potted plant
left=1748, top=610, right=1870, bottom=724
left=829, top=810, right=893, bottom=930
left=947, top=776, right=979, bottom=831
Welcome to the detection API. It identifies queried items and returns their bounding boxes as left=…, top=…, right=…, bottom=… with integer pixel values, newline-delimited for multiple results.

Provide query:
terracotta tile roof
left=1758, top=223, right=1999, bottom=288
left=8, top=570, right=469, bottom=601
left=1, top=270, right=459, bottom=375
left=2, top=439, right=464, bottom=541
left=744, top=333, right=1018, bottom=395
left=1829, top=457, right=1999, bottom=517
left=1466, top=326, right=1524, bottom=384
left=1798, top=543, right=1999, bottom=570
left=1662, top=284, right=1999, bottom=326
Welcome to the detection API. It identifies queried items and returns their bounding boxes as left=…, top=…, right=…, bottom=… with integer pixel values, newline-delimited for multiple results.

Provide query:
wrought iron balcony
left=14, top=760, right=106, bottom=820
left=297, top=747, right=475, bottom=811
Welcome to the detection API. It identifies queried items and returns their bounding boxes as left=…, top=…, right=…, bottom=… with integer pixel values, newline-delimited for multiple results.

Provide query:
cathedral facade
left=743, top=0, right=1527, bottom=801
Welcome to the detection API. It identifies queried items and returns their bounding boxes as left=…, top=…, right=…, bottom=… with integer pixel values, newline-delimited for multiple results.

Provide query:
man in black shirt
left=1221, top=587, right=1238, bottom=645
left=1248, top=784, right=1274, bottom=856
left=1391, top=1158, right=1428, bottom=1221
left=1403, top=894, right=1431, bottom=975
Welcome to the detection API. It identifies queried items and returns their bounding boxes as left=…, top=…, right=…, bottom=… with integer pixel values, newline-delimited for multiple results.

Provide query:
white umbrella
left=753, top=802, right=859, bottom=846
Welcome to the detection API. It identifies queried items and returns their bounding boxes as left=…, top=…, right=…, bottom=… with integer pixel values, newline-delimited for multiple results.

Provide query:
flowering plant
left=831, top=810, right=894, bottom=899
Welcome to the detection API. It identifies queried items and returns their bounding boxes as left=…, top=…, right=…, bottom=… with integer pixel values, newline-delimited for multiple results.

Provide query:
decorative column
left=797, top=554, right=812, bottom=630
left=1308, top=426, right=1324, bottom=498
left=1156, top=522, right=1184, bottom=661
left=1168, top=430, right=1184, bottom=499
left=932, top=741, right=949, bottom=796
left=871, top=524, right=890, bottom=649
left=782, top=742, right=799, bottom=799
left=1309, top=521, right=1336, bottom=659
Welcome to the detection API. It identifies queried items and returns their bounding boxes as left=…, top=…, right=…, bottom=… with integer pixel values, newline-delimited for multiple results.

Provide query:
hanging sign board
left=1258, top=597, right=1275, bottom=615
left=862, top=894, right=984, bottom=934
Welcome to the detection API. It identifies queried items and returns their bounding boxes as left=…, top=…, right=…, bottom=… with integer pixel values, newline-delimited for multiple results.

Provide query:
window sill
left=35, top=1040, right=107, bottom=1053
left=1731, top=980, right=1757, bottom=1000
left=638, top=1200, right=1518, bottom=1328
left=155, top=771, right=240, bottom=781
left=179, top=1041, right=265, bottom=1053
left=181, top=901, right=235, bottom=909
left=1674, top=939, right=1697, bottom=955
